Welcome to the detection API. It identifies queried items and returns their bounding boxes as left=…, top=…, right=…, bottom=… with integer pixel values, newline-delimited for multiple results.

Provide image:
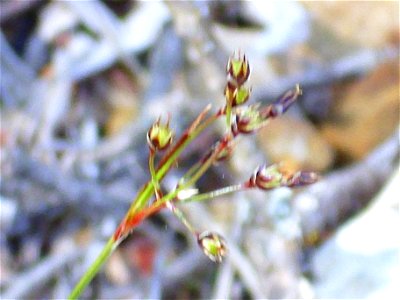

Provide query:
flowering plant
left=68, top=52, right=318, bottom=299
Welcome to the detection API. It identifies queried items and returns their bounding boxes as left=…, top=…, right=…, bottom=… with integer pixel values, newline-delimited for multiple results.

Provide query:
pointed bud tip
left=227, top=52, right=250, bottom=85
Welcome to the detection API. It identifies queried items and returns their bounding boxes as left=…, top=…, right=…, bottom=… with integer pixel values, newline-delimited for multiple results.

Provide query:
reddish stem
left=113, top=203, right=166, bottom=242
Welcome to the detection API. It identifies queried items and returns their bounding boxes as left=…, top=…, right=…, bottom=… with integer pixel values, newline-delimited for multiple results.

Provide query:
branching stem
left=68, top=107, right=222, bottom=300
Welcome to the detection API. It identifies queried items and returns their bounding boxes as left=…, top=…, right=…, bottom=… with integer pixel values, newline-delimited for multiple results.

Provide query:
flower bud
left=249, top=164, right=284, bottom=190
left=224, top=82, right=251, bottom=107
left=231, top=105, right=266, bottom=135
left=227, top=53, right=250, bottom=85
left=197, top=231, right=227, bottom=263
left=248, top=164, right=319, bottom=190
left=286, top=171, right=319, bottom=187
left=263, top=84, right=302, bottom=118
left=147, top=117, right=173, bottom=151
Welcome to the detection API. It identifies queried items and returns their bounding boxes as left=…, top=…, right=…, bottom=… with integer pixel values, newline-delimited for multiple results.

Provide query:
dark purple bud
left=286, top=171, right=319, bottom=187
left=246, top=164, right=319, bottom=190
left=263, top=84, right=302, bottom=118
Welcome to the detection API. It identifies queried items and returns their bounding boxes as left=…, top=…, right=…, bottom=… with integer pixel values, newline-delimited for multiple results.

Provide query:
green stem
left=130, top=111, right=219, bottom=215
left=166, top=201, right=197, bottom=234
left=151, top=150, right=198, bottom=235
left=69, top=141, right=240, bottom=299
left=154, top=136, right=230, bottom=206
left=179, top=161, right=201, bottom=186
left=225, top=102, right=232, bottom=128
left=149, top=150, right=161, bottom=200
left=180, top=184, right=244, bottom=203
left=68, top=237, right=115, bottom=300
left=166, top=184, right=245, bottom=237
left=69, top=109, right=221, bottom=298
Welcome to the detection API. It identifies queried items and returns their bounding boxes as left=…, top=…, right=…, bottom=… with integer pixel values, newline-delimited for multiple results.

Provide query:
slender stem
left=69, top=109, right=222, bottom=299
left=154, top=136, right=230, bottom=206
left=178, top=145, right=221, bottom=190
left=69, top=136, right=239, bottom=299
left=149, top=149, right=161, bottom=200
left=68, top=237, right=115, bottom=300
left=179, top=161, right=201, bottom=185
left=151, top=150, right=197, bottom=235
left=130, top=111, right=220, bottom=215
left=157, top=113, right=220, bottom=180
left=225, top=103, right=232, bottom=128
left=166, top=201, right=197, bottom=234
left=180, top=184, right=244, bottom=203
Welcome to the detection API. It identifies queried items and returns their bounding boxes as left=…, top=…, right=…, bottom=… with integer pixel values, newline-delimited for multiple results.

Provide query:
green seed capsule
left=197, top=231, right=227, bottom=263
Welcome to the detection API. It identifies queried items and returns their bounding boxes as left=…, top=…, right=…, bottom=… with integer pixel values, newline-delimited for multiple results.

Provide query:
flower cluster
left=225, top=53, right=252, bottom=108
left=69, top=51, right=320, bottom=299
left=143, top=54, right=317, bottom=264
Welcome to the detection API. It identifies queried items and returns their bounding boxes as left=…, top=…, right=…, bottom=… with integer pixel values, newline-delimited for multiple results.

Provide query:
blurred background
left=0, top=1, right=399, bottom=299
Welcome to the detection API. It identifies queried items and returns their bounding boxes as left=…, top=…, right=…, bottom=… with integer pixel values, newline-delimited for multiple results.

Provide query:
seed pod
left=227, top=53, right=250, bottom=85
left=147, top=117, right=174, bottom=151
left=197, top=231, right=227, bottom=263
